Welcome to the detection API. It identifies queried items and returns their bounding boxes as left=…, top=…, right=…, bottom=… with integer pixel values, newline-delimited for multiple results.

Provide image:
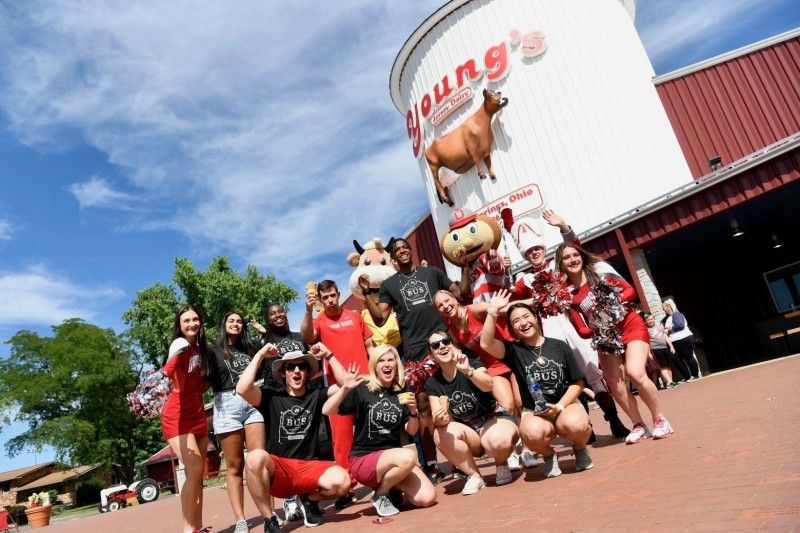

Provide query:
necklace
left=398, top=268, right=417, bottom=279
left=527, top=341, right=545, bottom=365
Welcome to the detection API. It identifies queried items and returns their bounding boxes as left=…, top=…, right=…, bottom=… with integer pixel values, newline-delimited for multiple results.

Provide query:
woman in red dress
left=555, top=244, right=674, bottom=444
left=162, top=306, right=212, bottom=533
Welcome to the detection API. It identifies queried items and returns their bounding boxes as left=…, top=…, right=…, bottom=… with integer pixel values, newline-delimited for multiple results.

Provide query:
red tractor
left=97, top=478, right=160, bottom=512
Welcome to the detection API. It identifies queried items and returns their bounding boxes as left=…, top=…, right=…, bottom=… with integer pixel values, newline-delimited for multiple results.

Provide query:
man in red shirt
left=300, top=279, right=374, bottom=508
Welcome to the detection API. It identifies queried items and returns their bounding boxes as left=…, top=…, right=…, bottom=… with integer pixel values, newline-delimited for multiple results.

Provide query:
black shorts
left=652, top=347, right=672, bottom=367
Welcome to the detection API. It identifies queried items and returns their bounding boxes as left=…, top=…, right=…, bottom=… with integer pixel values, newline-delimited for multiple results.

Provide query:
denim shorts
left=463, top=407, right=516, bottom=433
left=213, top=389, right=264, bottom=434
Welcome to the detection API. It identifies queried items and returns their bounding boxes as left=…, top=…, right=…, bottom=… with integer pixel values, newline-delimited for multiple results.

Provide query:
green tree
left=124, top=256, right=297, bottom=367
left=0, top=319, right=163, bottom=480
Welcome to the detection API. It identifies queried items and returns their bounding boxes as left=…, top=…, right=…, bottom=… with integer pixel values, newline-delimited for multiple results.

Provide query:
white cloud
left=0, top=1, right=440, bottom=281
left=68, top=176, right=134, bottom=209
left=636, top=0, right=774, bottom=70
left=0, top=265, right=124, bottom=326
left=0, top=218, right=13, bottom=241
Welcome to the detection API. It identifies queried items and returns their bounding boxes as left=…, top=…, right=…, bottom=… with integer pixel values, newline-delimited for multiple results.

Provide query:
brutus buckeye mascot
left=440, top=207, right=510, bottom=304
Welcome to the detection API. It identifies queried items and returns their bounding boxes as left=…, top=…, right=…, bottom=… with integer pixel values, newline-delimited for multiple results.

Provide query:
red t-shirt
left=314, top=309, right=372, bottom=382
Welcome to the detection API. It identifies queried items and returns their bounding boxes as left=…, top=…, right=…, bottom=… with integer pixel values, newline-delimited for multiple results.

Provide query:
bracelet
left=408, top=412, right=418, bottom=418
left=556, top=402, right=565, bottom=412
left=467, top=368, right=475, bottom=378
left=324, top=352, right=334, bottom=361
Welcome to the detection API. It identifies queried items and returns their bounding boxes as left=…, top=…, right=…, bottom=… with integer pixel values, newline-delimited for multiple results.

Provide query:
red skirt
left=621, top=312, right=650, bottom=345
left=161, top=392, right=208, bottom=440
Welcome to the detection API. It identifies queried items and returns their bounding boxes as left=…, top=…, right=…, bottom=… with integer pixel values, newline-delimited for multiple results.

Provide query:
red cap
left=448, top=207, right=478, bottom=230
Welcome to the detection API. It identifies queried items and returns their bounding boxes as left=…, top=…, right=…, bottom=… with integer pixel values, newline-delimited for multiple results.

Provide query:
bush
left=7, top=504, right=28, bottom=526
left=48, top=489, right=59, bottom=504
left=75, top=477, right=105, bottom=506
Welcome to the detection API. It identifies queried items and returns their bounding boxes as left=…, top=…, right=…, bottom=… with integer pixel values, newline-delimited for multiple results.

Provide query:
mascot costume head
left=440, top=208, right=508, bottom=303
left=347, top=238, right=396, bottom=299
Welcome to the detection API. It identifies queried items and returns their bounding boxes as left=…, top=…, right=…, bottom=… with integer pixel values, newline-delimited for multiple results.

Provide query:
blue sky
left=0, top=1, right=798, bottom=470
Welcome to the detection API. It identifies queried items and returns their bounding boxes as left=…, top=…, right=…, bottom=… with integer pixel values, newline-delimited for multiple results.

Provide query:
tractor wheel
left=107, top=500, right=121, bottom=512
left=136, top=478, right=160, bottom=504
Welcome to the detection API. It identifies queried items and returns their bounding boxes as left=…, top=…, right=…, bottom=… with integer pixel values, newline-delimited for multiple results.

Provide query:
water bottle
left=527, top=369, right=549, bottom=414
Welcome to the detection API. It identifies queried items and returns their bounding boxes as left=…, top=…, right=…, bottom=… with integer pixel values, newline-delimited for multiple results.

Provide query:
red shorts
left=348, top=450, right=386, bottom=488
left=161, top=393, right=207, bottom=440
left=270, top=455, right=336, bottom=499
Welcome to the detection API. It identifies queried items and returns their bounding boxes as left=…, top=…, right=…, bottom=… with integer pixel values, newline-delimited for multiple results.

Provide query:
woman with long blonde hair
left=323, top=344, right=436, bottom=517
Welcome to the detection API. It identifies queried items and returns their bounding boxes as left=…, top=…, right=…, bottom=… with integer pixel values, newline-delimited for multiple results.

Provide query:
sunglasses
left=429, top=337, right=452, bottom=350
left=284, top=362, right=309, bottom=372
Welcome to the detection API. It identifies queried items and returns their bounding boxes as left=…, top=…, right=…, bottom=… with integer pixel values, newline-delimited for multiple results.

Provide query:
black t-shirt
left=501, top=338, right=585, bottom=407
left=257, top=386, right=329, bottom=459
left=338, top=382, right=410, bottom=456
left=209, top=344, right=256, bottom=393
left=379, top=266, right=453, bottom=359
left=425, top=358, right=496, bottom=423
left=259, top=330, right=308, bottom=390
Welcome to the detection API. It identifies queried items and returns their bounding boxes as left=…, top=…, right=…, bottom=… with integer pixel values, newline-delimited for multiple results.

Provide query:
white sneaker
left=233, top=519, right=249, bottom=533
left=625, top=423, right=653, bottom=445
left=520, top=450, right=538, bottom=468
left=507, top=452, right=521, bottom=472
left=495, top=464, right=512, bottom=486
left=461, top=474, right=485, bottom=495
left=283, top=496, right=302, bottom=522
left=652, top=417, right=674, bottom=439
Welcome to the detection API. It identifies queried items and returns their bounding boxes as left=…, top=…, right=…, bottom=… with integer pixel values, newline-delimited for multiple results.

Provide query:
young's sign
left=406, top=28, right=547, bottom=158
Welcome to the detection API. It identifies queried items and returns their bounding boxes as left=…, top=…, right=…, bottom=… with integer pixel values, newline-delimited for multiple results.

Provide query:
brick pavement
left=44, top=355, right=800, bottom=532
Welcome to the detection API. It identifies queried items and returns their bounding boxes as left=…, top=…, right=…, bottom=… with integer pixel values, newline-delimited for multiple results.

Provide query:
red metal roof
left=656, top=35, right=800, bottom=178
left=585, top=146, right=800, bottom=258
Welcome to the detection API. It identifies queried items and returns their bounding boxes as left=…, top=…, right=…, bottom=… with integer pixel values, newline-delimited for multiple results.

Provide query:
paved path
left=45, top=355, right=800, bottom=531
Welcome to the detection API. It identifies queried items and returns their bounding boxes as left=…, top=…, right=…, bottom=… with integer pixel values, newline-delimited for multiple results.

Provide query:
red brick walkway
left=45, top=355, right=800, bottom=531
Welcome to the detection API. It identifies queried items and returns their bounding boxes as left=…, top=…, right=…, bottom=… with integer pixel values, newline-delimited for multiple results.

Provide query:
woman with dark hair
left=162, top=306, right=213, bottom=533
left=322, top=344, right=436, bottom=517
left=209, top=311, right=269, bottom=533
left=432, top=291, right=521, bottom=415
left=554, top=243, right=674, bottom=444
left=480, top=296, right=593, bottom=478
left=426, top=330, right=519, bottom=494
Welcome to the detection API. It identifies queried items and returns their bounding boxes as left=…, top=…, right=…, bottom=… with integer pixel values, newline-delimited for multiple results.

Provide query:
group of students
left=158, top=211, right=676, bottom=533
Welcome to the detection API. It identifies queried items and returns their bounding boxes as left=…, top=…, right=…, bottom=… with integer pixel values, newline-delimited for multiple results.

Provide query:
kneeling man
left=237, top=345, right=349, bottom=531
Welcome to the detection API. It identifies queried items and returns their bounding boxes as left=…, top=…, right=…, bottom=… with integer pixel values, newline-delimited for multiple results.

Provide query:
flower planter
left=25, top=504, right=52, bottom=528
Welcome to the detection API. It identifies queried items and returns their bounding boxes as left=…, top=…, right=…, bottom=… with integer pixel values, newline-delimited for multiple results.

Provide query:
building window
left=764, top=261, right=800, bottom=313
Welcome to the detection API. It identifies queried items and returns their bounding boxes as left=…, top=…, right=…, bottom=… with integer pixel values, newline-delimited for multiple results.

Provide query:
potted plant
left=25, top=491, right=52, bottom=528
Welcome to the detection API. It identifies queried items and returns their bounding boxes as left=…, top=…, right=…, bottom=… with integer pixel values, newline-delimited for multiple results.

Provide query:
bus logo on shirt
left=368, top=398, right=401, bottom=437
left=400, top=278, right=432, bottom=311
left=450, top=390, right=480, bottom=418
left=279, top=405, right=313, bottom=442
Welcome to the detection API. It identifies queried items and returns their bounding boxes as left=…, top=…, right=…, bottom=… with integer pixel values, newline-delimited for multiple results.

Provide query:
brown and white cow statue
left=424, top=88, right=509, bottom=206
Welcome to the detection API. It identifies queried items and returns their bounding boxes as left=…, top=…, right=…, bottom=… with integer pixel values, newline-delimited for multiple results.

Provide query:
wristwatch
left=324, top=352, right=334, bottom=361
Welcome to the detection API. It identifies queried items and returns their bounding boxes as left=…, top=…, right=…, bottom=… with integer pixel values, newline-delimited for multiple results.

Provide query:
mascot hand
left=487, top=249, right=502, bottom=272
left=454, top=246, right=467, bottom=265
left=358, top=274, right=370, bottom=293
